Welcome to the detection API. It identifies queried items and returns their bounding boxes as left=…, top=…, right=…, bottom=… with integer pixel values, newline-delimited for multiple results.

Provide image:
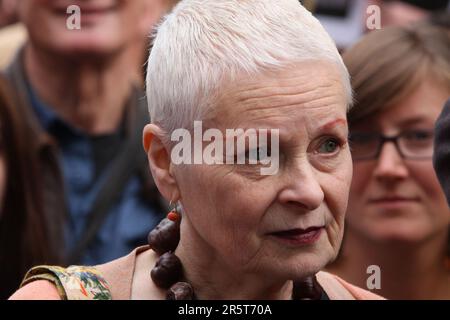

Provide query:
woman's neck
left=175, top=226, right=293, bottom=300
left=330, top=228, right=450, bottom=299
left=24, top=43, right=137, bottom=135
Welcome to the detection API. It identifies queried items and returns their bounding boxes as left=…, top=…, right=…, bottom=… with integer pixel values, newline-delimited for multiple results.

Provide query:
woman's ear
left=143, top=124, right=180, bottom=202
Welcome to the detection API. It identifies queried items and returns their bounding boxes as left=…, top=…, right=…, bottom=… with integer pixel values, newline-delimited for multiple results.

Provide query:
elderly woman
left=327, top=23, right=450, bottom=299
left=10, top=0, right=380, bottom=300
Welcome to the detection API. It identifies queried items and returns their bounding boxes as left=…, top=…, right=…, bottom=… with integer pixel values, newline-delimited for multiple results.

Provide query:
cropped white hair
left=146, top=0, right=352, bottom=135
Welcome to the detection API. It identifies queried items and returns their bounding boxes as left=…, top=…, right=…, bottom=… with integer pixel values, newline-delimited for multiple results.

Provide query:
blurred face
left=18, top=0, right=165, bottom=56
left=347, top=80, right=450, bottom=244
left=173, top=61, right=352, bottom=280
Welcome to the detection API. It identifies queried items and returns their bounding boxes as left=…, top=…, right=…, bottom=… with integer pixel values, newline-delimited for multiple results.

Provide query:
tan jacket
left=10, top=246, right=384, bottom=300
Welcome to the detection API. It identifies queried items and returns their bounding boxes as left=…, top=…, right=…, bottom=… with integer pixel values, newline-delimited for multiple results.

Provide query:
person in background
left=327, top=23, right=450, bottom=299
left=309, top=0, right=449, bottom=50
left=434, top=100, right=450, bottom=262
left=377, top=0, right=449, bottom=28
left=2, top=0, right=176, bottom=266
left=0, top=75, right=60, bottom=300
left=434, top=100, right=450, bottom=210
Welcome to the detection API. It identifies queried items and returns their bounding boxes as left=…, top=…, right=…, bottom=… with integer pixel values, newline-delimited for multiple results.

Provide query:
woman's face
left=347, top=80, right=450, bottom=244
left=173, top=61, right=352, bottom=280
left=18, top=0, right=165, bottom=56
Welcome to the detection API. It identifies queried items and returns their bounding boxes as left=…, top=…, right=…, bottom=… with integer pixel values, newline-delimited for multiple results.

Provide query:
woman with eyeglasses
left=327, top=22, right=450, bottom=299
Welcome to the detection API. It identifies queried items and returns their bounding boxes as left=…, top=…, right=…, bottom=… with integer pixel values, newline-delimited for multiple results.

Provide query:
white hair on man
left=146, top=0, right=352, bottom=136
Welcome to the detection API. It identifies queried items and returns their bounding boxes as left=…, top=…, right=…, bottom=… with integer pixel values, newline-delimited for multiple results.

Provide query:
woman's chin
left=271, top=253, right=333, bottom=281
left=367, top=228, right=431, bottom=245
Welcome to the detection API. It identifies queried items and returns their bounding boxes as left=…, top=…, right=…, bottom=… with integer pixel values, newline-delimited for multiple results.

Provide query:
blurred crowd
left=0, top=0, right=449, bottom=300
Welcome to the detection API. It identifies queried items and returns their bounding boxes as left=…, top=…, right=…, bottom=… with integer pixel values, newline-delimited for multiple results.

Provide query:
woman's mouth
left=368, top=197, right=420, bottom=209
left=269, top=227, right=323, bottom=246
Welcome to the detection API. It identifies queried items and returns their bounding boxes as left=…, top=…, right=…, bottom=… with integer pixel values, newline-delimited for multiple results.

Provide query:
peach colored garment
left=9, top=246, right=384, bottom=300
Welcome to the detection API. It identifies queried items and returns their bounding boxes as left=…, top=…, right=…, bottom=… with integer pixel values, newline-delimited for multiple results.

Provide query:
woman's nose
left=373, top=142, right=409, bottom=181
left=278, top=161, right=324, bottom=211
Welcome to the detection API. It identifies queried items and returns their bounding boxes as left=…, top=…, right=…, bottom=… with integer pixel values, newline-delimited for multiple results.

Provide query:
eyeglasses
left=349, top=130, right=434, bottom=161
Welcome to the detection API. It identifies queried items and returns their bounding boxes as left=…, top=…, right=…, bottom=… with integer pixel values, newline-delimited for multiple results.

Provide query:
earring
left=148, top=200, right=181, bottom=255
left=167, top=201, right=180, bottom=222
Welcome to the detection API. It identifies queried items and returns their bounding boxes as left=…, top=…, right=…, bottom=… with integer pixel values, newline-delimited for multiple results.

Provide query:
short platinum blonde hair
left=146, top=0, right=351, bottom=135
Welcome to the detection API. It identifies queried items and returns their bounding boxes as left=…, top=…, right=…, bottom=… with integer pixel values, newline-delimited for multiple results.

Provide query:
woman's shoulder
left=9, top=265, right=112, bottom=300
left=9, top=246, right=150, bottom=300
left=9, top=279, right=61, bottom=300
left=317, top=271, right=385, bottom=300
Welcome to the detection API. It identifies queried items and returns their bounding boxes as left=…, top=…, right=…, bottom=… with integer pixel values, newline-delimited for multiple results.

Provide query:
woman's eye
left=403, top=130, right=434, bottom=141
left=318, top=138, right=340, bottom=154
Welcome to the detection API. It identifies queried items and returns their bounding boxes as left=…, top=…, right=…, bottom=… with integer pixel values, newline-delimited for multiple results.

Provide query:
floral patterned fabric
left=21, top=265, right=112, bottom=300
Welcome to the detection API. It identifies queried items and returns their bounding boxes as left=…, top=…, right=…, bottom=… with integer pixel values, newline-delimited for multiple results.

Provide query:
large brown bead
left=151, top=252, right=183, bottom=288
left=292, top=275, right=324, bottom=300
left=147, top=217, right=180, bottom=255
left=166, top=282, right=195, bottom=300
